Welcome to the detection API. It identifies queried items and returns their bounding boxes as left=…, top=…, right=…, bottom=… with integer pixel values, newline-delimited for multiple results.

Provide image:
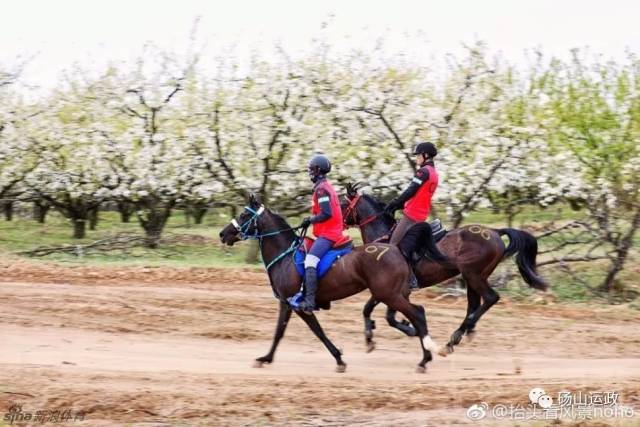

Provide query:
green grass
left=0, top=208, right=370, bottom=268
left=0, top=209, right=254, bottom=268
left=439, top=203, right=586, bottom=228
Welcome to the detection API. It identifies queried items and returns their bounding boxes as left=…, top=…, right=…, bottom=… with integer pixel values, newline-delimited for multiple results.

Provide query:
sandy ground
left=0, top=260, right=639, bottom=426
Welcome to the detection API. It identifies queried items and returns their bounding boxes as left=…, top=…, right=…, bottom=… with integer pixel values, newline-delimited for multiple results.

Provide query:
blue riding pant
left=304, top=237, right=334, bottom=269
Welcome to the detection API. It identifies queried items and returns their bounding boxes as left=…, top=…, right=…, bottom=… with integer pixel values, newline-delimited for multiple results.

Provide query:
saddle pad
left=303, top=236, right=353, bottom=251
left=294, top=245, right=353, bottom=279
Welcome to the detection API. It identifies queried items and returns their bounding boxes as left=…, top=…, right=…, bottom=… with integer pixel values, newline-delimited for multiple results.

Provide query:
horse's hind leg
left=296, top=311, right=347, bottom=372
left=363, top=297, right=379, bottom=353
left=465, top=278, right=500, bottom=333
left=255, top=301, right=292, bottom=367
left=384, top=296, right=438, bottom=372
left=442, top=275, right=499, bottom=356
left=442, top=280, right=480, bottom=356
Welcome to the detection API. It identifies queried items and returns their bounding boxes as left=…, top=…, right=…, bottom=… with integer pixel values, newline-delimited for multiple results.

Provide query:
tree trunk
left=601, top=206, right=640, bottom=292
left=136, top=197, right=174, bottom=248
left=88, top=206, right=99, bottom=230
left=3, top=201, right=13, bottom=221
left=143, top=211, right=170, bottom=248
left=72, top=219, right=86, bottom=239
left=145, top=222, right=163, bottom=249
left=452, top=212, right=464, bottom=229
left=506, top=204, right=515, bottom=228
left=117, top=201, right=135, bottom=223
left=193, top=208, right=207, bottom=224
left=245, top=240, right=260, bottom=264
left=33, top=201, right=50, bottom=223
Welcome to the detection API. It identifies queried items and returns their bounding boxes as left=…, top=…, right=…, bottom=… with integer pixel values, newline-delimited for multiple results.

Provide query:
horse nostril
left=219, top=230, right=224, bottom=238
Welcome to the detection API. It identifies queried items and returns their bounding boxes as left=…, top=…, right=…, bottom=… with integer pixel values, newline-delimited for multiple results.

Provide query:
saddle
left=430, top=219, right=447, bottom=243
left=294, top=237, right=353, bottom=279
left=376, top=219, right=446, bottom=244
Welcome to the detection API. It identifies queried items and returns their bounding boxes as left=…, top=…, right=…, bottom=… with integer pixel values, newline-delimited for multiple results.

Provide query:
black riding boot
left=298, top=267, right=318, bottom=313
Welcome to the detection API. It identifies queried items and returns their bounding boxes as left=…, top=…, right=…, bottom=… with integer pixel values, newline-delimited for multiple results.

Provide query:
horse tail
left=498, top=228, right=548, bottom=291
left=397, top=223, right=449, bottom=264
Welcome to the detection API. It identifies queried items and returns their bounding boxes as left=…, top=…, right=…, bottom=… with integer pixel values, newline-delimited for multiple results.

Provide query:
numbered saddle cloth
left=294, top=237, right=353, bottom=279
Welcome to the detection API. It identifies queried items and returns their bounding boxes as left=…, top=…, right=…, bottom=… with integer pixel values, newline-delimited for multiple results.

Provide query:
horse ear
left=248, top=193, right=261, bottom=207
left=345, top=182, right=357, bottom=197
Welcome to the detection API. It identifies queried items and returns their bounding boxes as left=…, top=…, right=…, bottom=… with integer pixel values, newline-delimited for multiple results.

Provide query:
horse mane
left=361, top=193, right=386, bottom=211
left=360, top=193, right=396, bottom=229
left=266, top=209, right=298, bottom=240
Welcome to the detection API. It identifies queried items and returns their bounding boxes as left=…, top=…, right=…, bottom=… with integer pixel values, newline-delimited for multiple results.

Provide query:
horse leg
left=363, top=297, right=417, bottom=351
left=296, top=311, right=347, bottom=372
left=442, top=280, right=481, bottom=356
left=383, top=295, right=438, bottom=373
left=255, top=301, right=292, bottom=367
left=385, top=307, right=417, bottom=337
left=465, top=280, right=500, bottom=333
left=363, top=297, right=379, bottom=353
left=448, top=276, right=499, bottom=350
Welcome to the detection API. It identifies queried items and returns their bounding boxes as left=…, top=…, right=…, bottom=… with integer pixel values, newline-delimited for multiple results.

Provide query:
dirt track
left=0, top=261, right=639, bottom=426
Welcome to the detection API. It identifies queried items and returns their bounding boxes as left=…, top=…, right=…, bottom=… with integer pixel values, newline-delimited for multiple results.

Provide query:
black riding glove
left=384, top=201, right=400, bottom=216
left=300, top=217, right=312, bottom=228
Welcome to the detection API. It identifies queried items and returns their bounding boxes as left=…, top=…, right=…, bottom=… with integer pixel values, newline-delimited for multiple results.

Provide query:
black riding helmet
left=308, top=154, right=331, bottom=180
left=412, top=142, right=437, bottom=158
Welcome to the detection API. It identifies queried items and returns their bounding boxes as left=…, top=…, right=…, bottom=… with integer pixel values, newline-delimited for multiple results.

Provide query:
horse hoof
left=466, top=330, right=476, bottom=342
left=253, top=359, right=270, bottom=368
left=416, top=365, right=426, bottom=374
left=366, top=341, right=376, bottom=353
left=336, top=364, right=347, bottom=373
left=438, top=345, right=453, bottom=357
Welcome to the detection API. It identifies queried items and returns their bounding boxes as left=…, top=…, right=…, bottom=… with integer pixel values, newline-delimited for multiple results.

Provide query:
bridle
left=343, top=194, right=382, bottom=228
left=343, top=193, right=396, bottom=243
left=228, top=204, right=303, bottom=270
left=230, top=205, right=266, bottom=240
left=343, top=194, right=364, bottom=228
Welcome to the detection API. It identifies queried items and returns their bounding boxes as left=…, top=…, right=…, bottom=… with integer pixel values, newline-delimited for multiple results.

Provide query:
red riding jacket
left=403, top=164, right=439, bottom=222
left=311, top=179, right=345, bottom=242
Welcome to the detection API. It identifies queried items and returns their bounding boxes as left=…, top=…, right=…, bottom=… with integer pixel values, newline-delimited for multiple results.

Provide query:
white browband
left=230, top=205, right=265, bottom=231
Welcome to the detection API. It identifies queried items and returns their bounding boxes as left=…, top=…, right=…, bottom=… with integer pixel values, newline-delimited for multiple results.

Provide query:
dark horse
left=341, top=183, right=548, bottom=355
left=219, top=195, right=449, bottom=372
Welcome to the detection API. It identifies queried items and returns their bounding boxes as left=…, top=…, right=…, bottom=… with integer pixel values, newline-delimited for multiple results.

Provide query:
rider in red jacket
left=385, top=142, right=439, bottom=244
left=294, top=154, right=346, bottom=313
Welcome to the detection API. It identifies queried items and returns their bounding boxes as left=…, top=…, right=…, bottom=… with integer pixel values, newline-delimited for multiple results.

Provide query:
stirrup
left=409, top=273, right=419, bottom=291
left=287, top=292, right=316, bottom=313
left=287, top=292, right=305, bottom=309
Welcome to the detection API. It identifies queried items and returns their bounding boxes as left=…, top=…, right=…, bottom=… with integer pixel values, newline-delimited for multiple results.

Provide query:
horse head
left=219, top=193, right=264, bottom=246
